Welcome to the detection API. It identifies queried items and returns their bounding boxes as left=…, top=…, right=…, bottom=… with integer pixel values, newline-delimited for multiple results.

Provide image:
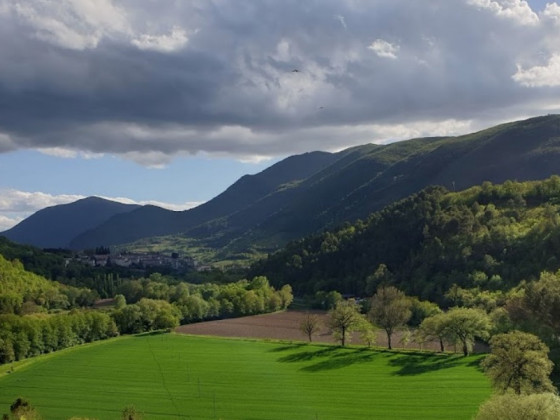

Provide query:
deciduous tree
left=299, top=313, right=321, bottom=342
left=418, top=312, right=453, bottom=352
left=442, top=307, right=491, bottom=356
left=482, top=331, right=555, bottom=395
left=328, top=300, right=365, bottom=346
left=475, top=393, right=560, bottom=420
left=369, top=286, right=411, bottom=350
left=121, top=405, right=142, bottom=420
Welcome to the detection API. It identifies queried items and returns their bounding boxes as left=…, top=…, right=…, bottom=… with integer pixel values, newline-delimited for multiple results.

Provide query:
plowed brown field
left=175, top=310, right=462, bottom=351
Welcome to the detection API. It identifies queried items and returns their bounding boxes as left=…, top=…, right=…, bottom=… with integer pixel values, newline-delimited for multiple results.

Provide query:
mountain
left=1, top=197, right=140, bottom=249
left=68, top=150, right=342, bottom=250
left=213, top=115, right=560, bottom=253
left=5, top=115, right=560, bottom=258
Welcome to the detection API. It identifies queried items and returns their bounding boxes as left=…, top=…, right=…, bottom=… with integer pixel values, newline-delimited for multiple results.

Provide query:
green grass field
left=0, top=333, right=491, bottom=419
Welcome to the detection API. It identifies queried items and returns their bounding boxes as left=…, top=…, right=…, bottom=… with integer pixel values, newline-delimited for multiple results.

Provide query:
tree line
left=0, top=311, right=118, bottom=364
left=0, top=253, right=293, bottom=365
left=112, top=276, right=293, bottom=333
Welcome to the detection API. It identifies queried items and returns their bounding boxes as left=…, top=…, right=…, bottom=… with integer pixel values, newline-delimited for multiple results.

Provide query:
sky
left=1, top=0, right=560, bottom=231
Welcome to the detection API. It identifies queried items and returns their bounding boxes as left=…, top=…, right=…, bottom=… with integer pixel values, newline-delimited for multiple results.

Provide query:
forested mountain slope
left=249, top=176, right=560, bottom=303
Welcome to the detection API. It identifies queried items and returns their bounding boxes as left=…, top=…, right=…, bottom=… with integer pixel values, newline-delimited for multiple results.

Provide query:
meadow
left=0, top=333, right=491, bottom=419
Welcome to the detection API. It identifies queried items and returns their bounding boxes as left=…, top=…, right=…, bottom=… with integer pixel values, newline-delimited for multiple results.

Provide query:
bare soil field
left=175, top=310, right=470, bottom=352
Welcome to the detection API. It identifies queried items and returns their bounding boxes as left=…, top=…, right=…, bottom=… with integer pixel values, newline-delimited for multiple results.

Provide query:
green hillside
left=250, top=176, right=560, bottom=302
left=0, top=334, right=490, bottom=420
left=0, top=253, right=91, bottom=314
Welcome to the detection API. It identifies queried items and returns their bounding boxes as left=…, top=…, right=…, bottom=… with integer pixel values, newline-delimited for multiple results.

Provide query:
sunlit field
left=0, top=333, right=491, bottom=419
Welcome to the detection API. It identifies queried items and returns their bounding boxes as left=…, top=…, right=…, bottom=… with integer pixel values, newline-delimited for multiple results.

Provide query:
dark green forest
left=251, top=176, right=560, bottom=303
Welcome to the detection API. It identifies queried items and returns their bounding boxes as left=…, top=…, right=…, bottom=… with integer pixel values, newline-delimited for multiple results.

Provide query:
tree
left=114, top=294, right=127, bottom=310
left=482, top=331, right=555, bottom=395
left=418, top=312, right=451, bottom=352
left=365, top=264, right=394, bottom=295
left=475, top=393, right=560, bottom=420
left=327, top=300, right=365, bottom=346
left=278, top=284, right=294, bottom=309
left=515, top=270, right=560, bottom=337
left=359, top=323, right=378, bottom=348
left=443, top=307, right=491, bottom=356
left=121, top=405, right=142, bottom=420
left=4, top=397, right=42, bottom=420
left=299, top=313, right=321, bottom=342
left=369, top=286, right=411, bottom=350
left=407, top=297, right=441, bottom=327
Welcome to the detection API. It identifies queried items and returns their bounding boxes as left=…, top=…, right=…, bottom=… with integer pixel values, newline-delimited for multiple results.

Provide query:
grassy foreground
left=0, top=333, right=490, bottom=419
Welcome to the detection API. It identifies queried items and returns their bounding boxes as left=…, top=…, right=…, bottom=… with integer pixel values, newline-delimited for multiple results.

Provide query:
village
left=73, top=251, right=196, bottom=271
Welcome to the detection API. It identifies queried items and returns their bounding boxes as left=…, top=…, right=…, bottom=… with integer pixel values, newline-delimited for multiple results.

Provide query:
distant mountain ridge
left=1, top=197, right=140, bottom=249
left=3, top=115, right=560, bottom=256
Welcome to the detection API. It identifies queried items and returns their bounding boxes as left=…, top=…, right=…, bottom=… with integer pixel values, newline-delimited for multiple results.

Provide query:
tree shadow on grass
left=269, top=343, right=307, bottom=353
left=301, top=348, right=375, bottom=372
left=277, top=346, right=339, bottom=363
left=386, top=352, right=468, bottom=376
left=277, top=346, right=376, bottom=372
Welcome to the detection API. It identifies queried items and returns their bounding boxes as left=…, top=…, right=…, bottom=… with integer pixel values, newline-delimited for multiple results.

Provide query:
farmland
left=0, top=331, right=491, bottom=419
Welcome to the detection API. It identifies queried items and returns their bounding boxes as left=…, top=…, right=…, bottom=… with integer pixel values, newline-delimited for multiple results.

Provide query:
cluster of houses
left=74, top=251, right=196, bottom=271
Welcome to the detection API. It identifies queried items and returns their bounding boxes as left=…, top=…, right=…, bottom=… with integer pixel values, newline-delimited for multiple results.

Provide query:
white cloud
left=0, top=189, right=85, bottom=213
left=0, top=214, right=24, bottom=231
left=368, top=39, right=399, bottom=59
left=9, top=0, right=130, bottom=50
left=38, top=147, right=105, bottom=160
left=513, top=53, right=560, bottom=86
left=542, top=3, right=560, bottom=22
left=467, top=0, right=539, bottom=25
left=132, top=26, right=189, bottom=52
left=101, top=196, right=201, bottom=211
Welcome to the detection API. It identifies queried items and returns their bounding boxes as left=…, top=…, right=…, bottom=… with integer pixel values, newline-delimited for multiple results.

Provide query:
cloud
left=543, top=2, right=560, bottom=22
left=368, top=39, right=399, bottom=59
left=0, top=132, right=16, bottom=153
left=0, top=189, right=85, bottom=213
left=0, top=215, right=24, bottom=232
left=467, top=0, right=539, bottom=25
left=7, top=0, right=130, bottom=50
left=100, top=196, right=202, bottom=211
left=513, top=54, right=560, bottom=86
left=0, top=189, right=201, bottom=231
left=132, top=26, right=189, bottom=52
left=0, top=0, right=559, bottom=166
left=334, top=14, right=347, bottom=29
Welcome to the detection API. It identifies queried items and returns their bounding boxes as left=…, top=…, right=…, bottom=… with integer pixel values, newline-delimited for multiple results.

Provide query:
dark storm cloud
left=0, top=0, right=559, bottom=164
